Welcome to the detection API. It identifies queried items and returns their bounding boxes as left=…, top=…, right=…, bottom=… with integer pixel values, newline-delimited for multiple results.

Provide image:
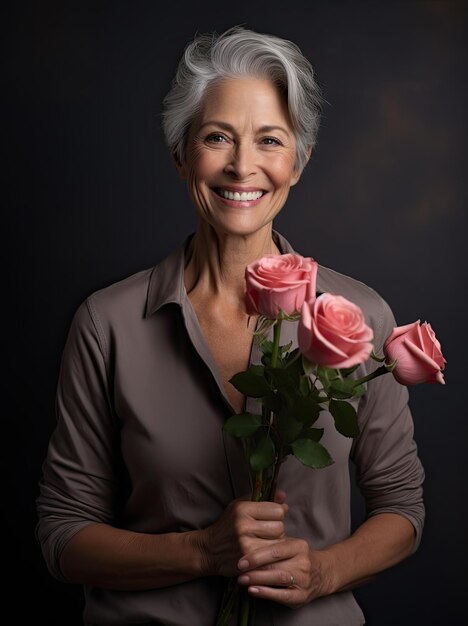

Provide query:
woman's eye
left=206, top=134, right=227, bottom=143
left=261, top=137, right=281, bottom=146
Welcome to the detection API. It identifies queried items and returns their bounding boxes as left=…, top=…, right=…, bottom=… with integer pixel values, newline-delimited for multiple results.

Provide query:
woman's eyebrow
left=199, top=120, right=290, bottom=135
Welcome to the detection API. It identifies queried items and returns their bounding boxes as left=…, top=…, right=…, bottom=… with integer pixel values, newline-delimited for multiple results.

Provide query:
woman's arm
left=39, top=299, right=290, bottom=591
left=59, top=498, right=288, bottom=590
left=236, top=512, right=415, bottom=606
left=60, top=523, right=206, bottom=590
left=323, top=511, right=415, bottom=592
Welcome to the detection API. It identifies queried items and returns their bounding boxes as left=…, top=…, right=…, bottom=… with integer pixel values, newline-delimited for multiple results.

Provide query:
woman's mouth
left=213, top=188, right=267, bottom=205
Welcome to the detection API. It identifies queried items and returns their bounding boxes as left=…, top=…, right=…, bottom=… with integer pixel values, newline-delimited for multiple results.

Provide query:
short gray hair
left=162, top=26, right=323, bottom=172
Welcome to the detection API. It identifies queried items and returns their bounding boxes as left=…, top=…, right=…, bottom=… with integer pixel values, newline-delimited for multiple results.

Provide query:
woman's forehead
left=197, top=77, right=292, bottom=130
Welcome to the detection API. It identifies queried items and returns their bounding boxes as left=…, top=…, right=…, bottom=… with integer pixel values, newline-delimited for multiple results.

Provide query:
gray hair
left=162, top=26, right=323, bottom=172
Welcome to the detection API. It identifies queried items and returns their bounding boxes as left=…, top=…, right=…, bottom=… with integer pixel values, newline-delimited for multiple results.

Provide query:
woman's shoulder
left=87, top=266, right=154, bottom=317
left=317, top=263, right=383, bottom=308
left=69, top=266, right=156, bottom=342
left=57, top=266, right=157, bottom=364
left=69, top=237, right=188, bottom=340
left=316, top=263, right=396, bottom=352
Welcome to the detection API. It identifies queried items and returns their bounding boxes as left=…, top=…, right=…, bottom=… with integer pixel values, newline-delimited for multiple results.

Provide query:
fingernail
left=249, top=587, right=259, bottom=594
left=238, top=575, right=249, bottom=584
left=238, top=559, right=249, bottom=570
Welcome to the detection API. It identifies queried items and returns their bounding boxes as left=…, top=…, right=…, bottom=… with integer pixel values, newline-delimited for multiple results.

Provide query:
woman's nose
left=224, top=143, right=257, bottom=179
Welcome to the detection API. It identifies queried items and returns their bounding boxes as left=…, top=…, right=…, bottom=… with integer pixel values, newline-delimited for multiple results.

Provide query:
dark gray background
left=3, top=0, right=466, bottom=624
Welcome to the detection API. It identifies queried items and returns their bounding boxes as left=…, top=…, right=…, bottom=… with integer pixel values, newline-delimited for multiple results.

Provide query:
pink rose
left=383, top=320, right=446, bottom=385
left=298, top=293, right=374, bottom=369
left=245, top=253, right=318, bottom=319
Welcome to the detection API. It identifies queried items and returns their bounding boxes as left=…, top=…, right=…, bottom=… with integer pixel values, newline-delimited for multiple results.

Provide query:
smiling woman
left=178, top=77, right=302, bottom=240
left=36, top=25, right=425, bottom=626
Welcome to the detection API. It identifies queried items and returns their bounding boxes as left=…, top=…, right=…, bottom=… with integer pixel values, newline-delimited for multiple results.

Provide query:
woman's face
left=177, top=77, right=304, bottom=238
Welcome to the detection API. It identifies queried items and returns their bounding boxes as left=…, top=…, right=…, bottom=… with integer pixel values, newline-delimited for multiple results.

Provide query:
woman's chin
left=196, top=206, right=281, bottom=239
left=205, top=217, right=274, bottom=239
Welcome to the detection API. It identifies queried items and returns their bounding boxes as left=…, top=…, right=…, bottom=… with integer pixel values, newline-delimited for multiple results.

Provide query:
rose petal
left=245, top=253, right=317, bottom=318
left=298, top=293, right=374, bottom=368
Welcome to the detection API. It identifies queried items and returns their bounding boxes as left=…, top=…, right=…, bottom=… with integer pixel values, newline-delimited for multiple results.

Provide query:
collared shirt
left=36, top=230, right=425, bottom=626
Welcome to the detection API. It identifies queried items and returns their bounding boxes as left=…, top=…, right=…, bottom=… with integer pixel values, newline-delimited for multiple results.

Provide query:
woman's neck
left=184, top=221, right=281, bottom=311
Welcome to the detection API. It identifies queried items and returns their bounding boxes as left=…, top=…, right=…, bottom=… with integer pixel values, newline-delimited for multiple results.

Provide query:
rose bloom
left=383, top=320, right=446, bottom=385
left=298, top=293, right=374, bottom=369
left=245, top=253, right=318, bottom=318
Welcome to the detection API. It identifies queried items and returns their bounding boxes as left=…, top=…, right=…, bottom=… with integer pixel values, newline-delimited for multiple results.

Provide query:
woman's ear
left=291, top=145, right=313, bottom=186
left=172, top=152, right=187, bottom=180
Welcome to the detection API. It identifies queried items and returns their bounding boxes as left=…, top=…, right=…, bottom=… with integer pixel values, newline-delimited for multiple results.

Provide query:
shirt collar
left=144, top=229, right=318, bottom=318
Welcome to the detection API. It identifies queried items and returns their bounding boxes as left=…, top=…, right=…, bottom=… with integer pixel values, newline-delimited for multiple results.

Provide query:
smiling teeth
left=220, top=189, right=264, bottom=201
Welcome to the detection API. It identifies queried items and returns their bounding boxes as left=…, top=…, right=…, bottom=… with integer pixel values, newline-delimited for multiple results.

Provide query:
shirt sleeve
left=350, top=296, right=425, bottom=552
left=35, top=296, right=121, bottom=581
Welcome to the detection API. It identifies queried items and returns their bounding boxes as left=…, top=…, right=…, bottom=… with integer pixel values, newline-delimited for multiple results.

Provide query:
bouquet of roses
left=216, top=253, right=446, bottom=626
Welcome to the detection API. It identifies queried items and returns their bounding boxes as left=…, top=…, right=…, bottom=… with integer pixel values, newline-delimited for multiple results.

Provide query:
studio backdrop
left=3, top=1, right=466, bottom=624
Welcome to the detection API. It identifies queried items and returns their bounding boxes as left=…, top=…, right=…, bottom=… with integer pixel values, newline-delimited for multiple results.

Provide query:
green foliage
left=328, top=378, right=366, bottom=399
left=263, top=390, right=282, bottom=413
left=302, top=355, right=316, bottom=376
left=249, top=364, right=265, bottom=377
left=259, top=339, right=294, bottom=368
left=290, top=395, right=320, bottom=426
left=329, top=399, right=360, bottom=437
left=316, top=366, right=366, bottom=400
left=274, top=412, right=303, bottom=444
left=338, top=364, right=361, bottom=377
left=299, top=375, right=311, bottom=396
left=228, top=321, right=368, bottom=484
left=250, top=435, right=276, bottom=471
left=223, top=413, right=262, bottom=437
left=258, top=339, right=274, bottom=355
left=229, top=367, right=271, bottom=397
left=267, top=366, right=296, bottom=391
left=291, top=438, right=334, bottom=469
left=301, top=427, right=324, bottom=442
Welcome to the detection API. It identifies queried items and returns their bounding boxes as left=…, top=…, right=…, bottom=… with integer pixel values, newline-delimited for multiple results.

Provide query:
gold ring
left=288, top=574, right=295, bottom=588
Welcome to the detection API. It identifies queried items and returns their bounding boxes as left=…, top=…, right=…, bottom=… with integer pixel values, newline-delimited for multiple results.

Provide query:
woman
left=36, top=26, right=424, bottom=625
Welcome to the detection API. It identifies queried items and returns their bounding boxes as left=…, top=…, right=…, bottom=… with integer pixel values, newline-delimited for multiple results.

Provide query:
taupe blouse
left=36, top=230, right=425, bottom=625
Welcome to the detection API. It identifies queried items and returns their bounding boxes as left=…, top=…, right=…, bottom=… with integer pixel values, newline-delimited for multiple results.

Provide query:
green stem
left=216, top=577, right=238, bottom=626
left=237, top=319, right=283, bottom=626
left=252, top=469, right=263, bottom=502
left=285, top=349, right=302, bottom=368
left=239, top=588, right=250, bottom=626
left=267, top=320, right=284, bottom=502
left=247, top=599, right=257, bottom=626
left=353, top=364, right=391, bottom=386
left=271, top=319, right=283, bottom=368
left=370, top=350, right=386, bottom=363
left=268, top=447, right=284, bottom=501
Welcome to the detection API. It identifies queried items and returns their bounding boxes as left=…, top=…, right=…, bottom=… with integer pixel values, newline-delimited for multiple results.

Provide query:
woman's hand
left=236, top=536, right=334, bottom=609
left=196, top=495, right=288, bottom=578
left=232, top=512, right=416, bottom=608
